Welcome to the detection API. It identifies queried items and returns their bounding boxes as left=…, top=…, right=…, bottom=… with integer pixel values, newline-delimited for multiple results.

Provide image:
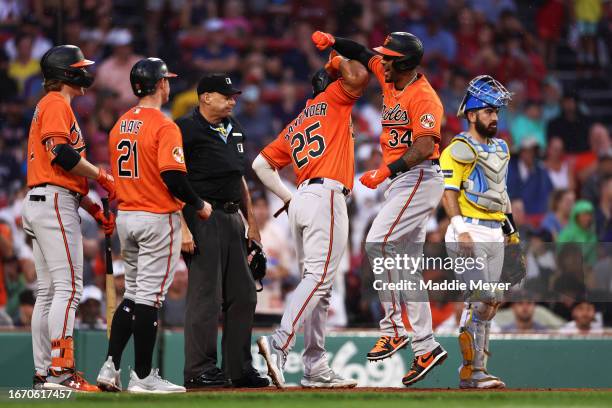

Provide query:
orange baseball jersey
left=261, top=80, right=358, bottom=189
left=109, top=107, right=187, bottom=213
left=367, top=55, right=443, bottom=164
left=26, top=92, right=89, bottom=195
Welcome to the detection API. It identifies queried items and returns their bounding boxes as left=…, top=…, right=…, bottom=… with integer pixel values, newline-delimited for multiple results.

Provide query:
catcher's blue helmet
left=457, top=75, right=512, bottom=118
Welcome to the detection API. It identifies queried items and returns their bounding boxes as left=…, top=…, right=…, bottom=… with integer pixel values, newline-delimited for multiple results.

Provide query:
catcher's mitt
left=247, top=240, right=267, bottom=292
left=500, top=242, right=526, bottom=286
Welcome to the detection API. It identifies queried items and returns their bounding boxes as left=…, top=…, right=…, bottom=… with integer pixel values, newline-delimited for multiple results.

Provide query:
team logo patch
left=226, top=77, right=232, bottom=84
left=419, top=113, right=435, bottom=129
left=237, top=143, right=244, bottom=153
left=172, top=146, right=185, bottom=164
left=383, top=35, right=391, bottom=46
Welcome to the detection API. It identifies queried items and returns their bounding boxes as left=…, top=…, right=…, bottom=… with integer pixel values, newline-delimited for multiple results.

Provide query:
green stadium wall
left=1, top=330, right=611, bottom=389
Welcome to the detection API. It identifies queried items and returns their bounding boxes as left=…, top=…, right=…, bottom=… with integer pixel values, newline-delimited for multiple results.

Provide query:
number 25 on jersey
left=291, top=121, right=326, bottom=168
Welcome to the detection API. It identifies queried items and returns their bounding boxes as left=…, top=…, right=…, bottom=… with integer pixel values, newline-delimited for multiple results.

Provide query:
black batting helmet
left=130, top=58, right=177, bottom=97
left=373, top=32, right=424, bottom=71
left=311, top=68, right=334, bottom=97
left=40, top=45, right=95, bottom=88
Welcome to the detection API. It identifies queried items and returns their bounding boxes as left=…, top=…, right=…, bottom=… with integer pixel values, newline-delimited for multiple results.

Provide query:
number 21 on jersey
left=116, top=119, right=142, bottom=178
left=291, top=121, right=326, bottom=168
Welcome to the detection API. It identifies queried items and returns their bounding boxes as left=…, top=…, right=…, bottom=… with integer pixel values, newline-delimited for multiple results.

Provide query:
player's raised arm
left=312, top=31, right=375, bottom=69
left=327, top=54, right=369, bottom=96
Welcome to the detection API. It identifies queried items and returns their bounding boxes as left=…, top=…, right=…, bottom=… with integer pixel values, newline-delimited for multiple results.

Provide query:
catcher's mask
left=457, top=75, right=512, bottom=118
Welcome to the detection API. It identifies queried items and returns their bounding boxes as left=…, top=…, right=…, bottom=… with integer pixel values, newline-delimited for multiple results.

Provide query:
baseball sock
left=107, top=298, right=135, bottom=370
left=133, top=303, right=158, bottom=379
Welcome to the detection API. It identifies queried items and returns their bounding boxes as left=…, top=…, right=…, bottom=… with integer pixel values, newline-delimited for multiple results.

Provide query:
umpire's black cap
left=130, top=57, right=177, bottom=97
left=197, top=74, right=241, bottom=96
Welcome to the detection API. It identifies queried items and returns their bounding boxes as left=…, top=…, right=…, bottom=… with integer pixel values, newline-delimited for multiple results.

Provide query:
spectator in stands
left=541, top=76, right=562, bottom=124
left=472, top=0, right=517, bottom=23
left=162, top=261, right=188, bottom=328
left=507, top=138, right=554, bottom=220
left=3, top=16, right=51, bottom=61
left=14, top=288, right=34, bottom=327
left=558, top=300, right=603, bottom=334
left=7, top=33, right=39, bottom=94
left=574, top=123, right=611, bottom=184
left=281, top=21, right=323, bottom=81
left=235, top=85, right=275, bottom=158
left=75, top=286, right=106, bottom=331
left=594, top=175, right=612, bottom=241
left=541, top=189, right=576, bottom=238
left=193, top=18, right=239, bottom=74
left=558, top=200, right=598, bottom=266
left=465, top=23, right=499, bottom=77
left=544, top=137, right=574, bottom=190
left=510, top=99, right=547, bottom=149
left=546, top=91, right=591, bottom=153
left=410, top=18, right=457, bottom=73
left=524, top=228, right=556, bottom=293
left=95, top=28, right=142, bottom=109
left=536, top=0, right=566, bottom=68
left=439, top=68, right=469, bottom=118
left=503, top=300, right=547, bottom=333
left=582, top=148, right=612, bottom=205
left=574, top=0, right=603, bottom=67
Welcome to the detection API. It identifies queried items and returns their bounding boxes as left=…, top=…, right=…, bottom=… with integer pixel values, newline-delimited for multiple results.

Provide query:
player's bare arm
left=240, top=177, right=261, bottom=245
left=334, top=58, right=369, bottom=95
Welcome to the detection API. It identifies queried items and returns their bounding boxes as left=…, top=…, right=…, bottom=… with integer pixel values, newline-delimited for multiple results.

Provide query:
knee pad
left=473, top=301, right=500, bottom=321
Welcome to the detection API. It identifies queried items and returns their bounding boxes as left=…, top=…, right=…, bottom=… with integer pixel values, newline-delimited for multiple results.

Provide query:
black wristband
left=388, top=158, right=410, bottom=177
left=502, top=213, right=517, bottom=236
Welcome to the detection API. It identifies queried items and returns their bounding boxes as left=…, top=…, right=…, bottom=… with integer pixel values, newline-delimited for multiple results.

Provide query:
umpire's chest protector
left=450, top=133, right=510, bottom=212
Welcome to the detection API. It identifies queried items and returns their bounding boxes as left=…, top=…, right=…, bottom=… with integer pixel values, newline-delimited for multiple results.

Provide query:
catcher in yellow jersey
left=440, top=75, right=525, bottom=389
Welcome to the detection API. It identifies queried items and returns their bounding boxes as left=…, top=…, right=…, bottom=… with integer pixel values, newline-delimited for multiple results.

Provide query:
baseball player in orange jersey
left=96, top=58, right=211, bottom=393
left=313, top=31, right=448, bottom=386
left=23, top=45, right=115, bottom=392
left=253, top=56, right=369, bottom=388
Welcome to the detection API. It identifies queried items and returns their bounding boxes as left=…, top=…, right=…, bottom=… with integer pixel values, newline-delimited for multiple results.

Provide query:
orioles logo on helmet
left=383, top=35, right=392, bottom=46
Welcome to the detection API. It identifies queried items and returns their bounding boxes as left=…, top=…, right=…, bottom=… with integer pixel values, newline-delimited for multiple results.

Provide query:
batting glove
left=96, top=167, right=116, bottom=202
left=88, top=204, right=116, bottom=236
left=312, top=31, right=335, bottom=50
left=359, top=166, right=391, bottom=189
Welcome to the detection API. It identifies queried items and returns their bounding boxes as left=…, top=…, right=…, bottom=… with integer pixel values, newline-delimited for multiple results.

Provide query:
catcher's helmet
left=374, top=32, right=423, bottom=71
left=40, top=45, right=95, bottom=88
left=457, top=75, right=512, bottom=118
left=130, top=57, right=177, bottom=97
left=311, top=68, right=334, bottom=97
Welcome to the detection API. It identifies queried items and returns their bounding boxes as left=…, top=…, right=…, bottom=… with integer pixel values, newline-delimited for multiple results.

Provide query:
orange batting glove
left=312, top=31, right=335, bottom=51
left=359, top=166, right=391, bottom=189
left=325, top=50, right=344, bottom=78
left=88, top=203, right=116, bottom=236
left=96, top=167, right=116, bottom=202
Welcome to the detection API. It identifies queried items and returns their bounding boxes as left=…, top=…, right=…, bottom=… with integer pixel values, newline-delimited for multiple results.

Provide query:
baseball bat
left=102, top=198, right=115, bottom=339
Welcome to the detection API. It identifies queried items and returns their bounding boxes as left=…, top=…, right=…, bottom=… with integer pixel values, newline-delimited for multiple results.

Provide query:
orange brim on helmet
left=70, top=59, right=95, bottom=67
left=373, top=46, right=404, bottom=57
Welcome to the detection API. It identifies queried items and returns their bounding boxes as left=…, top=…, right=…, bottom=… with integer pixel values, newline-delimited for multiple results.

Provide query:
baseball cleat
left=402, top=345, right=448, bottom=386
left=126, top=369, right=186, bottom=393
left=43, top=369, right=100, bottom=392
left=33, top=372, right=47, bottom=390
left=96, top=356, right=122, bottom=392
left=257, top=336, right=286, bottom=388
left=459, top=369, right=506, bottom=389
left=300, top=370, right=358, bottom=388
left=367, top=335, right=409, bottom=361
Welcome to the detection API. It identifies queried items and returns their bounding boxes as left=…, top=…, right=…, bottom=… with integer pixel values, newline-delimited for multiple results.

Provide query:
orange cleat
left=402, top=345, right=448, bottom=386
left=366, top=335, right=409, bottom=361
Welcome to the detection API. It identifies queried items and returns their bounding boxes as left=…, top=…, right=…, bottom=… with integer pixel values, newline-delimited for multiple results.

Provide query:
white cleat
left=459, top=369, right=506, bottom=389
left=96, top=356, right=122, bottom=392
left=127, top=369, right=186, bottom=394
left=257, top=336, right=286, bottom=389
left=301, top=370, right=358, bottom=388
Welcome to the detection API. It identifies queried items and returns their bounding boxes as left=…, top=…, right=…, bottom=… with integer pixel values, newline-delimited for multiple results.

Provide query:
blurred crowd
left=1, top=0, right=612, bottom=335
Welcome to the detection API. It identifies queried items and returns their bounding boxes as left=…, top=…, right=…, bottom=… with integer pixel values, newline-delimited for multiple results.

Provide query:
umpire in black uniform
left=177, top=74, right=268, bottom=388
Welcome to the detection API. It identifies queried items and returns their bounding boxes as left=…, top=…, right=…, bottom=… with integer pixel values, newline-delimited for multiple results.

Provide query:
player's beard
left=475, top=117, right=497, bottom=138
